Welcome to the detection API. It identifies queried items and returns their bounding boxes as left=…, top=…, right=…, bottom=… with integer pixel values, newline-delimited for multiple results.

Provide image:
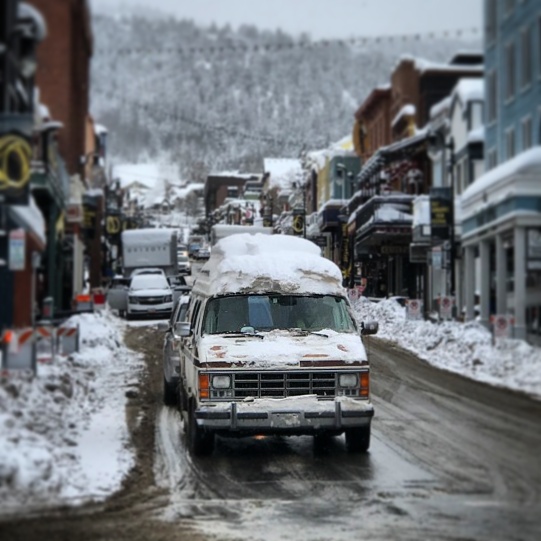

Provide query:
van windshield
left=202, top=294, right=357, bottom=334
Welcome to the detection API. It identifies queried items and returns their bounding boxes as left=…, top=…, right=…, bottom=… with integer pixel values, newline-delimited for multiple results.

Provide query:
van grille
left=231, top=371, right=338, bottom=399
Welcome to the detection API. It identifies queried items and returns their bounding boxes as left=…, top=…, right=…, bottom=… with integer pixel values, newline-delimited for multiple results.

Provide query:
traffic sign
left=406, top=299, right=423, bottom=320
left=492, top=314, right=513, bottom=339
left=439, top=296, right=453, bottom=320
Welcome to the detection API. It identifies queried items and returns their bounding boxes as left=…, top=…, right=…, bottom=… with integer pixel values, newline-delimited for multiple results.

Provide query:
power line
left=96, top=27, right=481, bottom=57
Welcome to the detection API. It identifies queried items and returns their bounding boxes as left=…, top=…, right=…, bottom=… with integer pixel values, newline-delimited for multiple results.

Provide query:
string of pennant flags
left=97, top=27, right=481, bottom=57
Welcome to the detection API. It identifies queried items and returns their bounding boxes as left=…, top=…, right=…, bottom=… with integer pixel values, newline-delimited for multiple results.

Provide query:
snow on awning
left=10, top=195, right=46, bottom=247
left=391, top=104, right=416, bottom=127
left=462, top=147, right=541, bottom=208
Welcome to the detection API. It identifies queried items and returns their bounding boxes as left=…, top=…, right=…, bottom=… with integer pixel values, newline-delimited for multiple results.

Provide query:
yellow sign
left=292, top=215, right=304, bottom=234
left=0, top=135, right=32, bottom=191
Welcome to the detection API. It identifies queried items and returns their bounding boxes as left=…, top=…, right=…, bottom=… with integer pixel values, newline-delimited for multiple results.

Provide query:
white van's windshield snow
left=203, top=294, right=357, bottom=334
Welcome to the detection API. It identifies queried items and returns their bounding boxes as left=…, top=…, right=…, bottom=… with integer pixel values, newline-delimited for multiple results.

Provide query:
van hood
left=198, top=330, right=367, bottom=369
left=129, top=288, right=171, bottom=297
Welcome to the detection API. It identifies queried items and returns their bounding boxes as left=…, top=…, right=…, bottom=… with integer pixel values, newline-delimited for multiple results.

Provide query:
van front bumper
left=195, top=396, right=374, bottom=435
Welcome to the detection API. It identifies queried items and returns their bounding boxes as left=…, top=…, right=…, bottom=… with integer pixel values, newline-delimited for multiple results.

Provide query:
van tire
left=345, top=426, right=370, bottom=453
left=163, top=377, right=177, bottom=406
left=187, top=402, right=214, bottom=456
left=178, top=381, right=188, bottom=413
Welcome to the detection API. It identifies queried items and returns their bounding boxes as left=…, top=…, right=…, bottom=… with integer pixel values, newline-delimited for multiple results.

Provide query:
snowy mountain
left=90, top=13, right=480, bottom=179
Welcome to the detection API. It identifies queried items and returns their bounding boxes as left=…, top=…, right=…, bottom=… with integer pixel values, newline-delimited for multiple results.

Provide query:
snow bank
left=352, top=297, right=541, bottom=400
left=0, top=309, right=142, bottom=513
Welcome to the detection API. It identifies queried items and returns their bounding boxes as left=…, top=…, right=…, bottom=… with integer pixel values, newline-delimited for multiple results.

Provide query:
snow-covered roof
left=430, top=96, right=451, bottom=119
left=18, top=2, right=47, bottom=41
left=462, top=147, right=541, bottom=209
left=194, top=233, right=344, bottom=297
left=306, top=135, right=356, bottom=172
left=467, top=126, right=485, bottom=144
left=10, top=195, right=46, bottom=246
left=94, top=124, right=108, bottom=136
left=397, top=54, right=482, bottom=74
left=209, top=170, right=258, bottom=180
left=452, top=78, right=484, bottom=105
left=392, top=104, right=416, bottom=127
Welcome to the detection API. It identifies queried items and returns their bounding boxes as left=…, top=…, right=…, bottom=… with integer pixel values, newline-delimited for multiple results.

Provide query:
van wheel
left=163, top=377, right=177, bottom=406
left=345, top=426, right=370, bottom=453
left=187, top=402, right=214, bottom=456
left=178, top=381, right=188, bottom=413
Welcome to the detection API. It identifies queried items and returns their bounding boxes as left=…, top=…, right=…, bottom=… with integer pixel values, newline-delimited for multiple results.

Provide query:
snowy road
left=2, top=322, right=540, bottom=541
left=151, top=335, right=541, bottom=540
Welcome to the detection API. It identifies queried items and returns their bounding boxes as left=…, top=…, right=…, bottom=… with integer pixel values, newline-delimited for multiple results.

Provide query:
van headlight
left=338, top=373, right=358, bottom=388
left=212, top=375, right=231, bottom=389
left=164, top=295, right=173, bottom=302
left=128, top=296, right=138, bottom=303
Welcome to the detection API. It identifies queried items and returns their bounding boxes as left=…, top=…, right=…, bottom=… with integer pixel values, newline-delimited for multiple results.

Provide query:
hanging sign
left=8, top=228, right=26, bottom=271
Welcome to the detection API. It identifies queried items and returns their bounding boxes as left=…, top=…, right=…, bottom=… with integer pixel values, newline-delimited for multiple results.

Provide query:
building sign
left=380, top=245, right=409, bottom=255
left=341, top=223, right=352, bottom=282
left=292, top=208, right=305, bottom=236
left=430, top=187, right=452, bottom=241
left=8, top=228, right=26, bottom=271
left=83, top=195, right=98, bottom=240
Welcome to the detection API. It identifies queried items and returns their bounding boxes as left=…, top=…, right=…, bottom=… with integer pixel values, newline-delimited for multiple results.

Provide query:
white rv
left=169, top=233, right=377, bottom=456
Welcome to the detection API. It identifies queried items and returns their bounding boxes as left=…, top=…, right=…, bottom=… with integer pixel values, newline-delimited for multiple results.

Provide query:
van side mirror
left=174, top=321, right=191, bottom=337
left=361, top=321, right=378, bottom=335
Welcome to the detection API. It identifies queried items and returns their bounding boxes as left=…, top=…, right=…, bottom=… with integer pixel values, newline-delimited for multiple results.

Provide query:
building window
left=505, top=41, right=516, bottom=100
left=520, top=26, right=532, bottom=88
left=522, top=116, right=532, bottom=150
left=486, top=0, right=497, bottom=43
left=487, top=148, right=498, bottom=170
left=487, top=70, right=497, bottom=123
left=505, top=128, right=516, bottom=159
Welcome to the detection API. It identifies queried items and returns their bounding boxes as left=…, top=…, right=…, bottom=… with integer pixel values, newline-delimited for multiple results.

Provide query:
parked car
left=195, top=246, right=210, bottom=260
left=177, top=253, right=191, bottom=275
left=127, top=273, right=173, bottom=319
left=159, top=295, right=191, bottom=405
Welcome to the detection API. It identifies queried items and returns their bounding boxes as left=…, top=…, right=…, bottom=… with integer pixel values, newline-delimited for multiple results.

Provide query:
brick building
left=30, top=0, right=93, bottom=177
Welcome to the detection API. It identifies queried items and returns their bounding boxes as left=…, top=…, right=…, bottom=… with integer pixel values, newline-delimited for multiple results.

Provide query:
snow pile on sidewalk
left=0, top=310, right=142, bottom=515
left=352, top=297, right=541, bottom=400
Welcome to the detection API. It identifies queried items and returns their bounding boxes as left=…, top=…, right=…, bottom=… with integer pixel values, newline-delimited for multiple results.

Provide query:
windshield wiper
left=219, top=331, right=265, bottom=339
left=290, top=329, right=329, bottom=337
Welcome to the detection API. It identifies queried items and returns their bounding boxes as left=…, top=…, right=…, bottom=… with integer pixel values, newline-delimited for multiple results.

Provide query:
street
left=1, top=324, right=540, bottom=541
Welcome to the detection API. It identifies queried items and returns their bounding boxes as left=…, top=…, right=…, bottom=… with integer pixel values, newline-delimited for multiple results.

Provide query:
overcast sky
left=90, top=0, right=483, bottom=40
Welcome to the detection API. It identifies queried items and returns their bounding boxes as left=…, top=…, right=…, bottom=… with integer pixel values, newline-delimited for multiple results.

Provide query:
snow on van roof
left=194, top=233, right=345, bottom=296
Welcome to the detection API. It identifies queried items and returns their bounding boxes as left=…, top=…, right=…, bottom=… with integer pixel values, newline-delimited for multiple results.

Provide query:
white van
left=171, top=233, right=377, bottom=456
